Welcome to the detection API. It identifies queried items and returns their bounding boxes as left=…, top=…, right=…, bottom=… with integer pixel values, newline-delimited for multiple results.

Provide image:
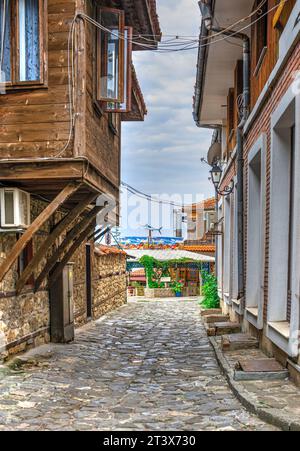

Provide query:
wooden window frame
left=96, top=6, right=125, bottom=103
left=104, top=27, right=133, bottom=113
left=2, top=0, right=47, bottom=91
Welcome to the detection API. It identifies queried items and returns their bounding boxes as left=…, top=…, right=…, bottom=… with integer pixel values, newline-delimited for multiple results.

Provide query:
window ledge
left=246, top=307, right=259, bottom=317
left=232, top=298, right=240, bottom=306
left=268, top=321, right=290, bottom=340
left=253, top=46, right=268, bottom=77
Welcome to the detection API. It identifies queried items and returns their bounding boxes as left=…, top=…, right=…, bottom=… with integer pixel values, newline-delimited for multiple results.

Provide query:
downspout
left=198, top=0, right=250, bottom=301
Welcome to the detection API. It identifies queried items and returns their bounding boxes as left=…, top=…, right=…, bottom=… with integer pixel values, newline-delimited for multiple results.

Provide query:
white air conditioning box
left=0, top=188, right=31, bottom=229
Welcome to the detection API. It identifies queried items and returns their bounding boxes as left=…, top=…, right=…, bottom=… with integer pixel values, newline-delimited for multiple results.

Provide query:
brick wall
left=244, top=41, right=300, bottom=323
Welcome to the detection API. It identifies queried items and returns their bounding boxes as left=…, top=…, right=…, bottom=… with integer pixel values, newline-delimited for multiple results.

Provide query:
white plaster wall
left=245, top=135, right=266, bottom=329
left=268, top=86, right=300, bottom=357
left=223, top=196, right=231, bottom=297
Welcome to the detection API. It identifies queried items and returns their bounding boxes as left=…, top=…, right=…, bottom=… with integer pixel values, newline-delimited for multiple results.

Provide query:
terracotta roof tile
left=204, top=198, right=215, bottom=210
left=95, top=245, right=126, bottom=256
left=180, top=244, right=216, bottom=253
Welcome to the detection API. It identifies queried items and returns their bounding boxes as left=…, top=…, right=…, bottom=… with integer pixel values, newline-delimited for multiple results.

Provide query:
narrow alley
left=0, top=300, right=275, bottom=431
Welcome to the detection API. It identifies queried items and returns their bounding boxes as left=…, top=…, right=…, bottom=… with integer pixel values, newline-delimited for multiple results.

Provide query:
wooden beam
left=0, top=183, right=80, bottom=284
left=88, top=227, right=110, bottom=242
left=49, top=221, right=97, bottom=288
left=16, top=192, right=97, bottom=294
left=34, top=205, right=103, bottom=292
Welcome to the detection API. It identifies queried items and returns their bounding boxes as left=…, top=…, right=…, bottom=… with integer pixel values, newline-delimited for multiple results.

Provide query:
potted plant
left=171, top=280, right=184, bottom=297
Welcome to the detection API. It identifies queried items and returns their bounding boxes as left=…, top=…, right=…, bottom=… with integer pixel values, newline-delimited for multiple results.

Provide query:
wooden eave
left=121, top=66, right=147, bottom=121
left=102, top=0, right=161, bottom=49
left=0, top=158, right=119, bottom=209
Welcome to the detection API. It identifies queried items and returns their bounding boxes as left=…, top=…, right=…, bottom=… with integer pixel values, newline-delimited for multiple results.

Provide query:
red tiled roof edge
left=94, top=245, right=127, bottom=256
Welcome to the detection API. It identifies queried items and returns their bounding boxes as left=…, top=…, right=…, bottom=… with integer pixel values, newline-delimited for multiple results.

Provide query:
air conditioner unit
left=0, top=188, right=30, bottom=229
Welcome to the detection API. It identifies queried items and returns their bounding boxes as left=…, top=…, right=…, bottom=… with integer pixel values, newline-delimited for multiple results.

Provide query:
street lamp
left=209, top=163, right=234, bottom=197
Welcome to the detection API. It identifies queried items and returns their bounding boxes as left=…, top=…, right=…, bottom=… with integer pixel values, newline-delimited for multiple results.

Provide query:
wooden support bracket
left=49, top=221, right=97, bottom=288
left=16, top=192, right=97, bottom=294
left=34, top=204, right=103, bottom=292
left=0, top=183, right=80, bottom=284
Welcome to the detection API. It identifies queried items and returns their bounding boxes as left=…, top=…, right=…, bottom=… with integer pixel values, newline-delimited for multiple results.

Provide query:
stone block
left=222, top=333, right=259, bottom=351
left=200, top=308, right=222, bottom=317
left=214, top=322, right=241, bottom=336
left=204, top=314, right=230, bottom=324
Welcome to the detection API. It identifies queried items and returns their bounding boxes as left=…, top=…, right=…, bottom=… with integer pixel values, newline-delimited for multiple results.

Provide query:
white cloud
left=121, top=0, right=214, bottom=233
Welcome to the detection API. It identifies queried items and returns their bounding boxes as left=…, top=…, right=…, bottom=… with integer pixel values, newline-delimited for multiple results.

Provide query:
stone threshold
left=209, top=336, right=300, bottom=431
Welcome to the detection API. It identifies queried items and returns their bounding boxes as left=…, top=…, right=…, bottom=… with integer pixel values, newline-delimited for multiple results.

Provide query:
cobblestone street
left=0, top=299, right=277, bottom=431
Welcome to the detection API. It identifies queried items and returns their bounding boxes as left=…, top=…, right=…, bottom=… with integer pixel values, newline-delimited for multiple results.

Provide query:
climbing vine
left=139, top=255, right=203, bottom=289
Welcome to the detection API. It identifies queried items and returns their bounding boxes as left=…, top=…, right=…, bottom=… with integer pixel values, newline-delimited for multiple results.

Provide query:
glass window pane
left=98, top=9, right=124, bottom=102
left=0, top=0, right=11, bottom=82
left=106, top=28, right=132, bottom=112
left=4, top=191, right=14, bottom=224
left=19, top=0, right=40, bottom=81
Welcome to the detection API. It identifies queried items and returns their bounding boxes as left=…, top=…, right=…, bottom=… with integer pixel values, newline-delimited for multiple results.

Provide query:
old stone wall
left=0, top=198, right=54, bottom=360
left=92, top=252, right=127, bottom=320
left=0, top=198, right=127, bottom=360
left=73, top=243, right=88, bottom=327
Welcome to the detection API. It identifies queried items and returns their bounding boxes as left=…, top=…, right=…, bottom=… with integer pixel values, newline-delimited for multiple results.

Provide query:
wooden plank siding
left=225, top=61, right=243, bottom=160
left=0, top=0, right=121, bottom=193
left=250, top=0, right=296, bottom=109
left=0, top=0, right=76, bottom=159
left=83, top=0, right=121, bottom=190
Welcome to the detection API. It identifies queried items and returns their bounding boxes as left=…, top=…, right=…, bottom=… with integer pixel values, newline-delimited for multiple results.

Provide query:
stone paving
left=0, top=299, right=277, bottom=431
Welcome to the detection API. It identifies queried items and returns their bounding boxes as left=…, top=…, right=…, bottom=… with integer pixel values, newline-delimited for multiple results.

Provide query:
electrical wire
left=0, top=0, right=288, bottom=161
left=122, top=182, right=184, bottom=208
left=78, top=0, right=287, bottom=53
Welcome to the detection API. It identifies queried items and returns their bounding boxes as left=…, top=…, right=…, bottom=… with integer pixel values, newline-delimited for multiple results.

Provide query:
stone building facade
left=92, top=246, right=127, bottom=320
left=0, top=0, right=160, bottom=360
left=0, top=197, right=127, bottom=361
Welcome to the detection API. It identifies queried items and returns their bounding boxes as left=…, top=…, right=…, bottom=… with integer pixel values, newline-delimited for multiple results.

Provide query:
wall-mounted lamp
left=209, top=163, right=234, bottom=197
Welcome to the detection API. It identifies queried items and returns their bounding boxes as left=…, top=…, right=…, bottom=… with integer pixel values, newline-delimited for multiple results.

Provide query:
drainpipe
left=199, top=0, right=250, bottom=301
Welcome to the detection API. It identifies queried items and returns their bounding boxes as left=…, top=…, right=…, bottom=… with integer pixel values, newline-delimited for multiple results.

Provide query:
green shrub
left=201, top=272, right=220, bottom=309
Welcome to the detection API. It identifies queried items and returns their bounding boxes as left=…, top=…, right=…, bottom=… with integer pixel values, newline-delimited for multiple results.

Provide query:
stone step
left=214, top=322, right=241, bottom=336
left=200, top=308, right=222, bottom=317
left=234, top=358, right=289, bottom=381
left=204, top=314, right=230, bottom=324
left=222, top=333, right=259, bottom=351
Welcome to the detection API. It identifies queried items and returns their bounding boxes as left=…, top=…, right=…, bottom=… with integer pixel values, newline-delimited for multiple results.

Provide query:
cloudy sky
left=120, top=0, right=214, bottom=236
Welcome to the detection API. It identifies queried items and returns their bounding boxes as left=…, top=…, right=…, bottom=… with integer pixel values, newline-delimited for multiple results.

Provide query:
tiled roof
left=180, top=245, right=216, bottom=253
left=126, top=249, right=215, bottom=262
left=131, top=268, right=146, bottom=276
left=95, top=245, right=126, bottom=256
left=204, top=198, right=215, bottom=210
left=182, top=197, right=215, bottom=212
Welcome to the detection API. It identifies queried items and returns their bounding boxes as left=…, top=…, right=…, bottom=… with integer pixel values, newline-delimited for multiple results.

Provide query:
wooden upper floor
left=0, top=0, right=160, bottom=200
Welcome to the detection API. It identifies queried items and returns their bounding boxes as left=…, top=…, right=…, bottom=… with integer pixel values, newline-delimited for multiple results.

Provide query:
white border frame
left=245, top=134, right=267, bottom=330
left=267, top=85, right=300, bottom=357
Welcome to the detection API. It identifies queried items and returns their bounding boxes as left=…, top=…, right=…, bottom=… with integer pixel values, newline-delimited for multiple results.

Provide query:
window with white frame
left=245, top=135, right=266, bottom=328
left=223, top=195, right=231, bottom=299
left=268, top=87, right=300, bottom=356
